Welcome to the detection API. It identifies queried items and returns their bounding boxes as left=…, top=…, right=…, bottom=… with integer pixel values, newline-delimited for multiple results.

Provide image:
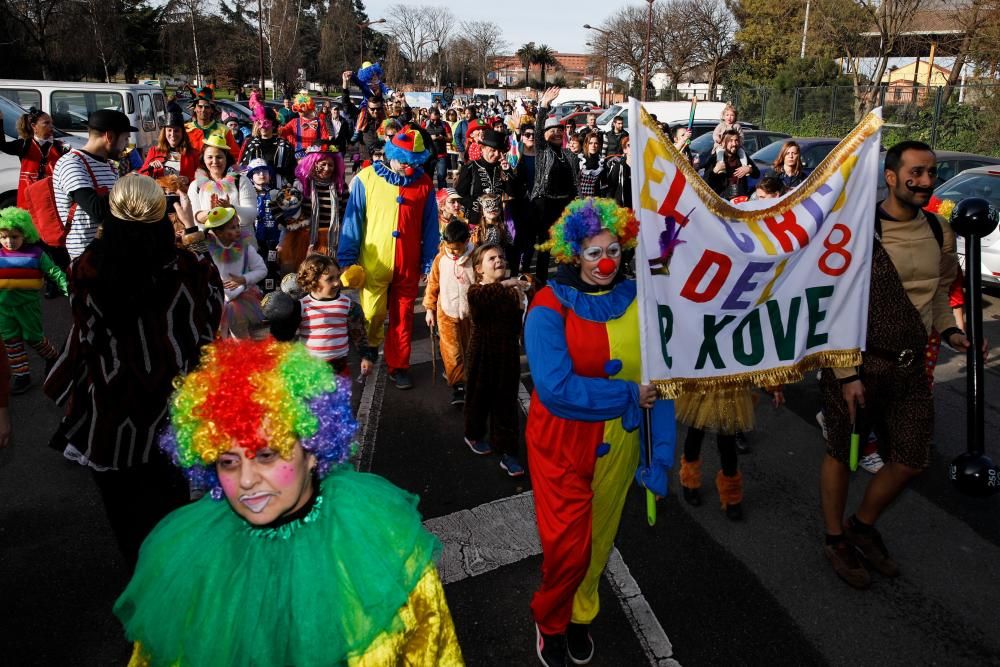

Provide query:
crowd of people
left=0, top=61, right=983, bottom=666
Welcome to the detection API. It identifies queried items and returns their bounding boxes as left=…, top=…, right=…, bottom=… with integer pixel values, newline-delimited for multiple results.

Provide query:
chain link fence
left=657, top=83, right=1000, bottom=156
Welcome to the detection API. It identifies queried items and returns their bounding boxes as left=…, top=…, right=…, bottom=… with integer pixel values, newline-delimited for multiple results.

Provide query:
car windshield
left=936, top=173, right=1000, bottom=211
left=597, top=105, right=621, bottom=125
left=750, top=140, right=787, bottom=165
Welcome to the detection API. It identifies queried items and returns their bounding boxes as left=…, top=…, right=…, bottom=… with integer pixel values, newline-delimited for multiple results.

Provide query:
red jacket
left=139, top=145, right=199, bottom=181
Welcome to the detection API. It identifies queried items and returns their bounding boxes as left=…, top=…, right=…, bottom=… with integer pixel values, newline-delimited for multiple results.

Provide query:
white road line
left=605, top=549, right=681, bottom=667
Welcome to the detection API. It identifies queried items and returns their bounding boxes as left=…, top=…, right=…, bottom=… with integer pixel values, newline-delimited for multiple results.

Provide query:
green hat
left=204, top=206, right=237, bottom=230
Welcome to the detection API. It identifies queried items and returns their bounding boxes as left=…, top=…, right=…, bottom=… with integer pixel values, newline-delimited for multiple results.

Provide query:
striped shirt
left=298, top=294, right=352, bottom=361
left=53, top=150, right=118, bottom=259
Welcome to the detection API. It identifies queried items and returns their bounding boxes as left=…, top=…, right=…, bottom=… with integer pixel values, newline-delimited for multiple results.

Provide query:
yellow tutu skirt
left=675, top=387, right=755, bottom=434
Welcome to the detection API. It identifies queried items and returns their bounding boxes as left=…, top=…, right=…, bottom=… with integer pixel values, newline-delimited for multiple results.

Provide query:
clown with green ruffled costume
left=114, top=339, right=464, bottom=666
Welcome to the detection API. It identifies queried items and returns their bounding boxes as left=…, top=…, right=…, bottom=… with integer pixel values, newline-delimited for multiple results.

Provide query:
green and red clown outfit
left=524, top=198, right=675, bottom=636
left=338, top=129, right=438, bottom=374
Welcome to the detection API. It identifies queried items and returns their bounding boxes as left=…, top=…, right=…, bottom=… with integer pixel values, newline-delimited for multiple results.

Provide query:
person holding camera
left=422, top=107, right=453, bottom=188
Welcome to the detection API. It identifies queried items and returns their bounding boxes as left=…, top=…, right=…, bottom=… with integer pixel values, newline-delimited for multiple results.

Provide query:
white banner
left=630, top=99, right=883, bottom=396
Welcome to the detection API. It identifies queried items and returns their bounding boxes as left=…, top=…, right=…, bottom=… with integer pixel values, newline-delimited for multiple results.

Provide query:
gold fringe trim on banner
left=675, top=387, right=756, bottom=435
left=637, top=106, right=883, bottom=222
left=653, top=348, right=861, bottom=400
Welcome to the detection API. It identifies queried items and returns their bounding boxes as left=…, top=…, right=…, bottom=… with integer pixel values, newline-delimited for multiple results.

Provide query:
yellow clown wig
left=159, top=339, right=357, bottom=497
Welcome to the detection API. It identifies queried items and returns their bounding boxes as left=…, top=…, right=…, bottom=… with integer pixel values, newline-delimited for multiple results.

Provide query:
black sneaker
left=536, top=623, right=567, bottom=667
left=566, top=623, right=594, bottom=665
left=10, top=374, right=31, bottom=395
left=450, top=383, right=466, bottom=406
left=388, top=370, right=414, bottom=390
left=682, top=487, right=702, bottom=507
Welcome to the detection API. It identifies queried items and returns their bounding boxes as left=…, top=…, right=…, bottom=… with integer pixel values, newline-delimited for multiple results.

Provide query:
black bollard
left=948, top=197, right=1000, bottom=497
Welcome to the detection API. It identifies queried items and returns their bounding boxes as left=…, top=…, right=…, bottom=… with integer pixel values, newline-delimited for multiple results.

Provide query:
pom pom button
left=391, top=230, right=400, bottom=238
left=396, top=195, right=405, bottom=204
left=603, top=359, right=623, bottom=377
left=596, top=442, right=611, bottom=458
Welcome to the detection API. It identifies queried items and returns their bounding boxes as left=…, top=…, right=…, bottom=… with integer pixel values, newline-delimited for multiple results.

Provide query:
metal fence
left=656, top=83, right=1000, bottom=156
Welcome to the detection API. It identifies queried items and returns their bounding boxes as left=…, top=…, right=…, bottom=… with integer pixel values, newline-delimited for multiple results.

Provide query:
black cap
left=87, top=109, right=138, bottom=134
left=479, top=128, right=505, bottom=150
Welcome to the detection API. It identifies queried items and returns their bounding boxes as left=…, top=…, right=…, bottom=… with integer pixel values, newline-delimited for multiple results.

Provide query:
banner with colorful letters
left=631, top=99, right=884, bottom=396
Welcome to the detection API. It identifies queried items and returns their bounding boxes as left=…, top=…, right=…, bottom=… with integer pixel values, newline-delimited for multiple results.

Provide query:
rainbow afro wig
left=0, top=207, right=40, bottom=244
left=159, top=339, right=356, bottom=497
left=292, top=91, right=315, bottom=114
left=538, top=197, right=639, bottom=264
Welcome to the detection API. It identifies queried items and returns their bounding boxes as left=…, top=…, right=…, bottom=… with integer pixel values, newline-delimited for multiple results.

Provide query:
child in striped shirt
left=295, top=254, right=374, bottom=378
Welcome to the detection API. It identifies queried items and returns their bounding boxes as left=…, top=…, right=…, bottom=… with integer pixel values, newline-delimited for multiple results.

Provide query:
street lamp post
left=257, top=0, right=266, bottom=96
left=583, top=24, right=610, bottom=108
left=642, top=0, right=654, bottom=102
left=358, top=18, right=386, bottom=64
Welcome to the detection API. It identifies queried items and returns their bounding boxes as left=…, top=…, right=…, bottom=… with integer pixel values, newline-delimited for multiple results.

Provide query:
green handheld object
left=643, top=407, right=657, bottom=526
left=646, top=489, right=656, bottom=526
left=850, top=428, right=860, bottom=472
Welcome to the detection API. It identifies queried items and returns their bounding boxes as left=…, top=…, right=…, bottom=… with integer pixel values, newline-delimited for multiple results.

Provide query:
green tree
left=516, top=42, right=537, bottom=88
left=533, top=44, right=559, bottom=88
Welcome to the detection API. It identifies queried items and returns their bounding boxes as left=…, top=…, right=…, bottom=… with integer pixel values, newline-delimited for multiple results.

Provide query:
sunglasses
left=522, top=132, right=534, bottom=138
left=581, top=242, right=622, bottom=262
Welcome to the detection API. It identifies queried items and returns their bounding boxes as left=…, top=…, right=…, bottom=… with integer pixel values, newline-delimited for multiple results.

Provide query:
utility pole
left=584, top=25, right=611, bottom=107
left=642, top=0, right=654, bottom=101
left=257, top=0, right=266, bottom=95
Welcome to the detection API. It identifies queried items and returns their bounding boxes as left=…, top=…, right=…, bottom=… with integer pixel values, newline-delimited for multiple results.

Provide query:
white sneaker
left=859, top=452, right=885, bottom=474
left=816, top=411, right=827, bottom=440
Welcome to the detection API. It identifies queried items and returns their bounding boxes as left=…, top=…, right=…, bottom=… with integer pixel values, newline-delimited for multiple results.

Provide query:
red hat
left=466, top=119, right=484, bottom=134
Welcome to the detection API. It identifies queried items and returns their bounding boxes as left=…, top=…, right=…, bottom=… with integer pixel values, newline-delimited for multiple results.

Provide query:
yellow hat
left=204, top=206, right=237, bottom=230
left=203, top=133, right=230, bottom=151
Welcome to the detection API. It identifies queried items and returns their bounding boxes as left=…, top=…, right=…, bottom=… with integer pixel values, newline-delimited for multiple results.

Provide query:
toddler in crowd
left=246, top=158, right=284, bottom=293
left=294, top=254, right=374, bottom=379
left=203, top=206, right=266, bottom=339
left=463, top=243, right=533, bottom=477
left=712, top=104, right=748, bottom=170
left=424, top=219, right=476, bottom=406
left=0, top=207, right=67, bottom=394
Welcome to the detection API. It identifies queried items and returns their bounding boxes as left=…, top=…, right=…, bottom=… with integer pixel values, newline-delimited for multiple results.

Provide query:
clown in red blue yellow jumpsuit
left=525, top=271, right=675, bottom=636
left=338, top=129, right=438, bottom=376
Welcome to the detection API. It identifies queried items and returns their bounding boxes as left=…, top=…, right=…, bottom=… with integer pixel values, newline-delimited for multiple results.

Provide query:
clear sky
left=361, top=1, right=612, bottom=55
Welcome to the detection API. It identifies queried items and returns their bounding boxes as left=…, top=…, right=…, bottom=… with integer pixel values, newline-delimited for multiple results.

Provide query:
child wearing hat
left=246, top=159, right=284, bottom=294
left=0, top=207, right=67, bottom=394
left=203, top=206, right=266, bottom=339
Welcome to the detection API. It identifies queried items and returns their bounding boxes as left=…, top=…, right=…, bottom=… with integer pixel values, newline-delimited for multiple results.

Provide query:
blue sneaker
left=464, top=437, right=492, bottom=455
left=500, top=454, right=525, bottom=477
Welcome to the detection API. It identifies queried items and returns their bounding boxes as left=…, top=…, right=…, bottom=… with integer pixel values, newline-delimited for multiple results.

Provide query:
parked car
left=747, top=137, right=843, bottom=188
left=0, top=95, right=86, bottom=209
left=0, top=79, right=169, bottom=154
left=559, top=110, right=605, bottom=129
left=596, top=100, right=729, bottom=133
left=547, top=101, right=603, bottom=119
left=933, top=166, right=1000, bottom=285
left=877, top=150, right=1000, bottom=201
left=688, top=129, right=789, bottom=169
left=215, top=99, right=252, bottom=123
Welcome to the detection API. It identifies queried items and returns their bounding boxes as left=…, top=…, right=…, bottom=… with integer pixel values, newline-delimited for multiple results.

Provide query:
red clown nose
left=403, top=166, right=415, bottom=176
left=597, top=257, right=617, bottom=275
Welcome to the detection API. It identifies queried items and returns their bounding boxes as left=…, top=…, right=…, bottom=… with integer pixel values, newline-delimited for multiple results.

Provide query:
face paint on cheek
left=276, top=463, right=299, bottom=487
left=219, top=474, right=238, bottom=497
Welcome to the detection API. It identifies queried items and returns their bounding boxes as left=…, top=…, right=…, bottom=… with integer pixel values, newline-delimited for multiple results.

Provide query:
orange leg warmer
left=715, top=470, right=743, bottom=510
left=679, top=456, right=702, bottom=490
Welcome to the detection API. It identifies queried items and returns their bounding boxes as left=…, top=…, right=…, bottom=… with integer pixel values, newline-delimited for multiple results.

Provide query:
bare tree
left=424, top=6, right=455, bottom=86
left=461, top=19, right=506, bottom=87
left=600, top=6, right=647, bottom=91
left=689, top=0, right=736, bottom=96
left=385, top=4, right=431, bottom=83
left=846, top=0, right=927, bottom=116
left=937, top=0, right=1000, bottom=105
left=652, top=0, right=703, bottom=89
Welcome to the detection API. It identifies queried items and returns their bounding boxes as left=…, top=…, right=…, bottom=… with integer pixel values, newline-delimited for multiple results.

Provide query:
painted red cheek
left=219, top=475, right=237, bottom=496
left=275, top=464, right=298, bottom=485
left=598, top=258, right=617, bottom=274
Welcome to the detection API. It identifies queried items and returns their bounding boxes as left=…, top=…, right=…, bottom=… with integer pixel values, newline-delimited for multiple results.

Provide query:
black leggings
left=684, top=428, right=739, bottom=476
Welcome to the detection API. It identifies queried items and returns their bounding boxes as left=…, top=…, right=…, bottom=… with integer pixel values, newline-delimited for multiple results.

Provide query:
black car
left=688, top=129, right=791, bottom=170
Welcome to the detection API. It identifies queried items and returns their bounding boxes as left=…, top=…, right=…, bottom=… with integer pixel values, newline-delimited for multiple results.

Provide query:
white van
left=0, top=80, right=169, bottom=154
left=0, top=94, right=86, bottom=208
left=596, top=100, right=728, bottom=134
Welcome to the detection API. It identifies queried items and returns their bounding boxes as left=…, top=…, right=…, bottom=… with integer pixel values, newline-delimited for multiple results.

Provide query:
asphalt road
left=3, top=284, right=1000, bottom=666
